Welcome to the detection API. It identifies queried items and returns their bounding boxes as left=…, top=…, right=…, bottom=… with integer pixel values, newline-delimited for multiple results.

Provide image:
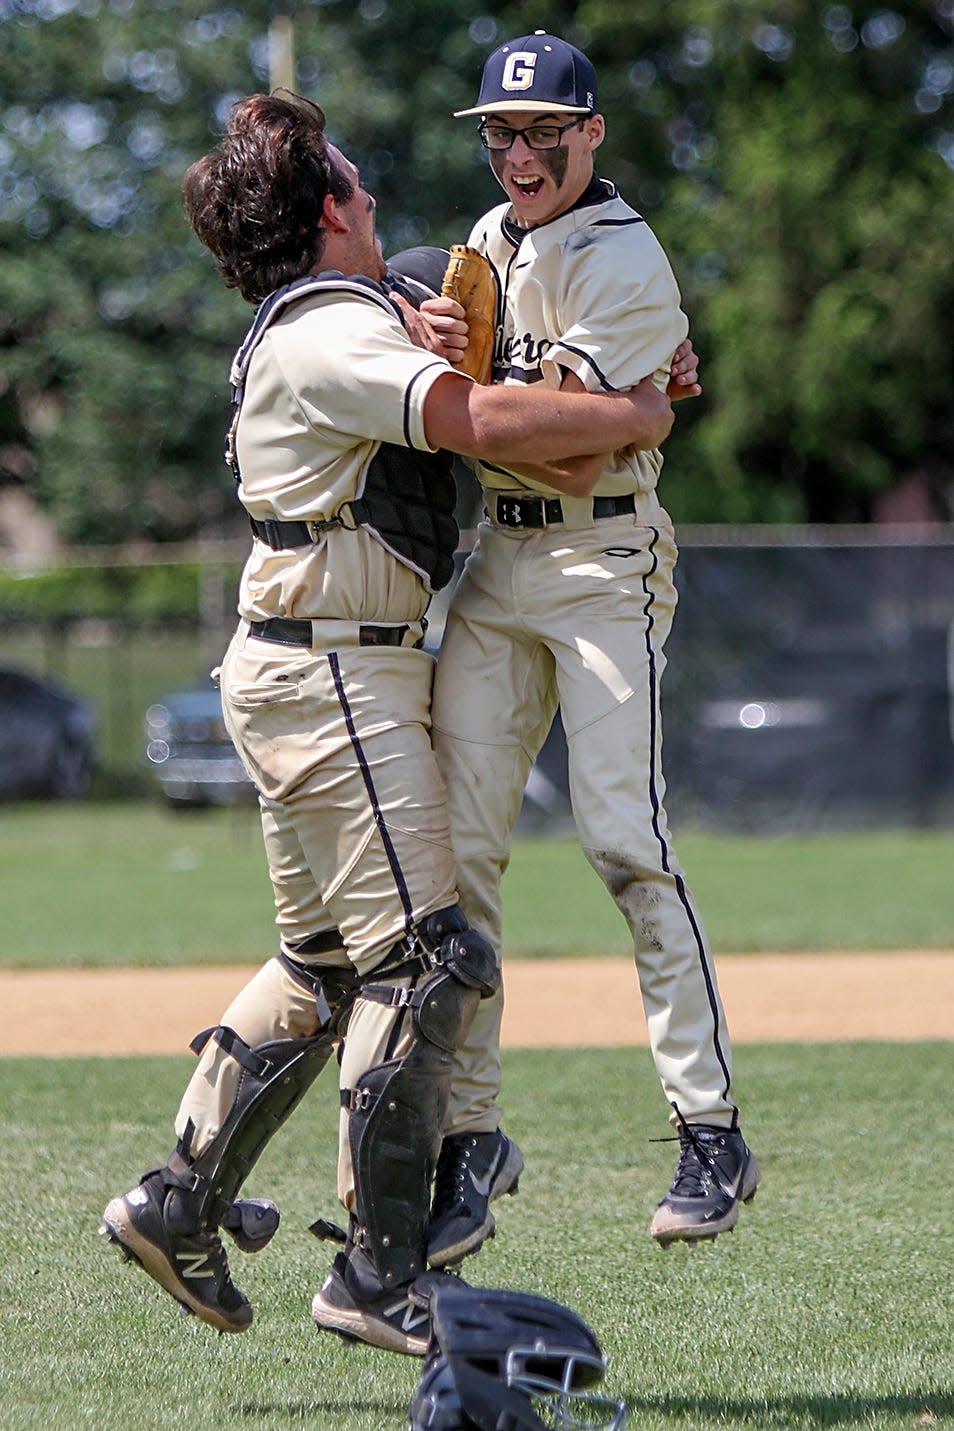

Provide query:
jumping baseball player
left=99, top=92, right=675, bottom=1354
left=427, top=32, right=761, bottom=1266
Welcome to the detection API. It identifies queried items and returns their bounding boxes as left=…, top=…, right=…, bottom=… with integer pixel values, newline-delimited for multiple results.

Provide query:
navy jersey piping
left=556, top=343, right=616, bottom=392
left=403, top=362, right=448, bottom=450
left=592, top=216, right=646, bottom=229
left=327, top=650, right=416, bottom=940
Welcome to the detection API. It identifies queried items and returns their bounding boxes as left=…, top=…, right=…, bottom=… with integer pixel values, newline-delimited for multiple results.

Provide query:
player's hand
left=620, top=374, right=674, bottom=450
left=419, top=296, right=469, bottom=364
left=394, top=293, right=469, bottom=364
left=667, top=338, right=702, bottom=401
left=560, top=366, right=672, bottom=454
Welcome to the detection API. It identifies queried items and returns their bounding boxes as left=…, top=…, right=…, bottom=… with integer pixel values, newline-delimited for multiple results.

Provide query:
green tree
left=0, top=0, right=951, bottom=541
left=623, top=0, right=954, bottom=520
left=0, top=0, right=277, bottom=542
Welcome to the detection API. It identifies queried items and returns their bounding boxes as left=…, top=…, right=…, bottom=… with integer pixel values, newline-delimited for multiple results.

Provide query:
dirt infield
left=2, top=950, right=953, bottom=1056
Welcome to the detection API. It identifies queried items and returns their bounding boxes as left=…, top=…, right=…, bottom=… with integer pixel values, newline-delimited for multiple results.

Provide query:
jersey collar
left=501, top=173, right=615, bottom=243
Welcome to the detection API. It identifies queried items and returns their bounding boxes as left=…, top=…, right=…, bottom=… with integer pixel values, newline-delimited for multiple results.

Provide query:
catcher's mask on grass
left=408, top=1283, right=628, bottom=1430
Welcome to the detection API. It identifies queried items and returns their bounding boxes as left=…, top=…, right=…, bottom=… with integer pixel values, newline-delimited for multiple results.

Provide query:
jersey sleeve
left=271, top=293, right=454, bottom=452
left=542, top=222, right=689, bottom=393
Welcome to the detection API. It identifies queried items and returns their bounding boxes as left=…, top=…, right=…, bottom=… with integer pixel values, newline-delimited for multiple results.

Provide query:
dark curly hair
left=183, top=93, right=354, bottom=304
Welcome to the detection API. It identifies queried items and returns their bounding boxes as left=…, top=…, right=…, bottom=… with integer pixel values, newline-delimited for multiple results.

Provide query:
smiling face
left=485, top=109, right=605, bottom=228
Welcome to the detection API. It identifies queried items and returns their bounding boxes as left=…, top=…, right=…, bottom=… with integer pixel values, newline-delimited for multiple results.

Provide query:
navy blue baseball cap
left=454, top=31, right=598, bottom=118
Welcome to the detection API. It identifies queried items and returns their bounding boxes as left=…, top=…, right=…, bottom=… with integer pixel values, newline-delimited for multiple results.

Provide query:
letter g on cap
left=501, top=51, right=537, bottom=90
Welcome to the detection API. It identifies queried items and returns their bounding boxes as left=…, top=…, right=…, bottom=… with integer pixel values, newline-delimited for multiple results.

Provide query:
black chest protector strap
left=227, top=272, right=460, bottom=593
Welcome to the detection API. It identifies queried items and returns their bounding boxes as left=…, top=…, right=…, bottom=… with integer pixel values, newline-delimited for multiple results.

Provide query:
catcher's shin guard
left=346, top=907, right=499, bottom=1291
left=167, top=964, right=359, bottom=1230
left=166, top=1026, right=335, bottom=1229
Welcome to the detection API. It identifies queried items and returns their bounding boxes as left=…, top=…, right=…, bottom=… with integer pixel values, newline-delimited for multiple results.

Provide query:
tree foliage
left=0, top=0, right=951, bottom=542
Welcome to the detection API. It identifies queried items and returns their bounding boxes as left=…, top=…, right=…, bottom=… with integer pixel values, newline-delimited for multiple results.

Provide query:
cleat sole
left=100, top=1199, right=252, bottom=1334
left=311, top=1294, right=428, bottom=1356
left=320, top=1325, right=362, bottom=1346
left=427, top=1212, right=495, bottom=1270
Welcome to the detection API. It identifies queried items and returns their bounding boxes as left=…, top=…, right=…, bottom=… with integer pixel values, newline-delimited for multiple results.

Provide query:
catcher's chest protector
left=227, top=274, right=460, bottom=592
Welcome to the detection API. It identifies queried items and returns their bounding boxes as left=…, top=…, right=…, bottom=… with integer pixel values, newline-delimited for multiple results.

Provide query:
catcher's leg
left=101, top=953, right=357, bottom=1332
left=311, top=906, right=499, bottom=1355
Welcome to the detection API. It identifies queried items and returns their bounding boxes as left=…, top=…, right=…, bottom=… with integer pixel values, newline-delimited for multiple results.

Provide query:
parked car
left=0, top=668, right=96, bottom=801
left=145, top=687, right=254, bottom=809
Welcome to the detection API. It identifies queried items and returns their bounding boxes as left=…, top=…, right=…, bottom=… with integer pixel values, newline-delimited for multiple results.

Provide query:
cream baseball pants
left=173, top=619, right=462, bottom=1211
left=432, top=499, right=739, bottom=1134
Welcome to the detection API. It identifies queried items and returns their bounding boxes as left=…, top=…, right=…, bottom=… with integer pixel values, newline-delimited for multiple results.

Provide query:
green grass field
left=1, top=807, right=952, bottom=1427
left=2, top=1042, right=952, bottom=1430
left=1, top=802, right=953, bottom=967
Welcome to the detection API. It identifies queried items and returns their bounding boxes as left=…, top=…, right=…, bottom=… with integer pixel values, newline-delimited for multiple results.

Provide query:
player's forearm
left=471, top=381, right=673, bottom=461
left=424, top=373, right=673, bottom=463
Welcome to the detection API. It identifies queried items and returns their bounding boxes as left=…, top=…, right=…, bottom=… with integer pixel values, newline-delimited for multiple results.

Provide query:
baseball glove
left=441, top=245, right=496, bottom=384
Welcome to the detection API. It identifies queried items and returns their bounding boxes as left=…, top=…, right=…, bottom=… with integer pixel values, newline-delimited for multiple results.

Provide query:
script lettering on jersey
left=501, top=330, right=552, bottom=382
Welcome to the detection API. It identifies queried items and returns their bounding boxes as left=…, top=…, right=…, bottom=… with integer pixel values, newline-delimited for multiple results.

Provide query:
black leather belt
left=248, top=618, right=418, bottom=648
left=493, top=492, right=637, bottom=529
left=250, top=516, right=322, bottom=548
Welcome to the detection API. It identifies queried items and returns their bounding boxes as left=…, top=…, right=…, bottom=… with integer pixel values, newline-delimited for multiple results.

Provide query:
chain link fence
left=2, top=526, right=953, bottom=828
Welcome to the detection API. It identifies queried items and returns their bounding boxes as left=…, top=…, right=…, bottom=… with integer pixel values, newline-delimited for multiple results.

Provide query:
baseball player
left=99, top=93, right=676, bottom=1355
left=426, top=32, right=761, bottom=1267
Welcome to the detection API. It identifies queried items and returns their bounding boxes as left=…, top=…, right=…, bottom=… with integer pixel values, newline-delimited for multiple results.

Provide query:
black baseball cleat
left=100, top=1171, right=253, bottom=1332
left=650, top=1122, right=761, bottom=1247
left=311, top=1251, right=439, bottom=1356
left=427, top=1130, right=524, bottom=1269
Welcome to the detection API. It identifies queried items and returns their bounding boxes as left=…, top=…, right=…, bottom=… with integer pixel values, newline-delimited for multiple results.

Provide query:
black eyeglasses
left=477, top=118, right=585, bottom=151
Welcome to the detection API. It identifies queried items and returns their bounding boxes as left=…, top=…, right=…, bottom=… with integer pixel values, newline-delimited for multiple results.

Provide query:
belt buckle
left=498, top=495, right=545, bottom=528
left=360, top=624, right=407, bottom=648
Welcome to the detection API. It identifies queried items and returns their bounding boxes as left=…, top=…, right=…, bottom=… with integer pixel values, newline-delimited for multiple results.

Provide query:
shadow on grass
left=628, top=1392, right=954, bottom=1426
left=238, top=1399, right=408, bottom=1421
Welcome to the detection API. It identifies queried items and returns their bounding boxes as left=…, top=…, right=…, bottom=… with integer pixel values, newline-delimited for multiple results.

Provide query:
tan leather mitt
left=441, top=244, right=496, bottom=384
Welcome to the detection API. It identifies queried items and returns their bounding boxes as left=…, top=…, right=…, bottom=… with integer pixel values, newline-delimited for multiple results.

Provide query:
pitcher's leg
left=552, top=523, right=760, bottom=1244
left=566, top=663, right=737, bottom=1120
left=433, top=576, right=556, bottom=1121
left=429, top=579, right=549, bottom=1267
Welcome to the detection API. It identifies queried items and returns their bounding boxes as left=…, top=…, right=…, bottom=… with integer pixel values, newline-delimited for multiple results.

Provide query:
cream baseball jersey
left=467, top=182, right=688, bottom=497
left=233, top=283, right=454, bottom=624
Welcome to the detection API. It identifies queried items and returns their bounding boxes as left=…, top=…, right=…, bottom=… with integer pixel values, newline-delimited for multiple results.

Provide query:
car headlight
left=145, top=703, right=172, bottom=737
